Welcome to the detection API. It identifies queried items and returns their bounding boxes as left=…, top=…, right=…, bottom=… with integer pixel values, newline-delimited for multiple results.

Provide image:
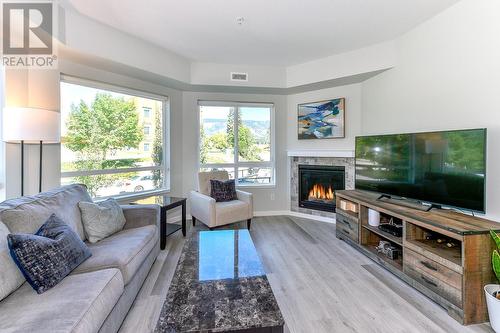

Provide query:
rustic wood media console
left=335, top=190, right=500, bottom=325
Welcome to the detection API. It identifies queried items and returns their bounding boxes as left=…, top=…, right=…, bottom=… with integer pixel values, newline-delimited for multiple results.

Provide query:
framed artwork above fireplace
left=297, top=98, right=345, bottom=140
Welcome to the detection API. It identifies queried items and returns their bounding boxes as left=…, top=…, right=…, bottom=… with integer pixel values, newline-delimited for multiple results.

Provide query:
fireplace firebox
left=299, top=165, right=345, bottom=212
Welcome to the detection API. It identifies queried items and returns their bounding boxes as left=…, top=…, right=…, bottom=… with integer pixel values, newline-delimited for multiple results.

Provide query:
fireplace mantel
left=287, top=149, right=354, bottom=158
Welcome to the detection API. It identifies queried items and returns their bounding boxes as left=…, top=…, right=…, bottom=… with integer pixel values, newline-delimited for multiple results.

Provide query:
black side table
left=131, top=195, right=187, bottom=250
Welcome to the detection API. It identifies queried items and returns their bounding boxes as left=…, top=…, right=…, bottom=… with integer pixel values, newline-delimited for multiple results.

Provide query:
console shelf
left=406, top=239, right=462, bottom=270
left=362, top=244, right=403, bottom=271
left=335, top=189, right=500, bottom=325
left=362, top=224, right=403, bottom=246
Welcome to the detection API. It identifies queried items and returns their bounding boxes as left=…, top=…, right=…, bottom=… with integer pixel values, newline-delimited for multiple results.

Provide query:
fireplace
left=299, top=165, right=345, bottom=212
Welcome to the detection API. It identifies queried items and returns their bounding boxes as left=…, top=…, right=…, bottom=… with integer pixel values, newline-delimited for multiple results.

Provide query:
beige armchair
left=189, top=171, right=253, bottom=229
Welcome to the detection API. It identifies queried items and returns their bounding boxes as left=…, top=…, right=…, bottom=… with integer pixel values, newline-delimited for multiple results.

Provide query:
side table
left=131, top=195, right=187, bottom=250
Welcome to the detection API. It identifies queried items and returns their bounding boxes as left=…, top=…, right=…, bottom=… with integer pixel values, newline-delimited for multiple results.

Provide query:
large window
left=60, top=77, right=169, bottom=198
left=199, top=101, right=274, bottom=186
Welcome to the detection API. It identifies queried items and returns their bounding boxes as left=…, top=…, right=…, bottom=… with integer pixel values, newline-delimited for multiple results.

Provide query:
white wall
left=3, top=68, right=60, bottom=198
left=286, top=84, right=362, bottom=151
left=181, top=91, right=288, bottom=213
left=191, top=62, right=286, bottom=88
left=286, top=42, right=395, bottom=88
left=59, top=2, right=395, bottom=90
left=361, top=0, right=500, bottom=220
left=61, top=4, right=191, bottom=83
left=4, top=0, right=498, bottom=221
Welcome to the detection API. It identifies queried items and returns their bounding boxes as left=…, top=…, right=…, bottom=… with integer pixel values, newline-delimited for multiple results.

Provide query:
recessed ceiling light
left=236, top=17, right=244, bottom=25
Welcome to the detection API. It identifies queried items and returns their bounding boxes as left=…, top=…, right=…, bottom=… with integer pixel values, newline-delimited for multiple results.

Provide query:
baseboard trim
left=255, top=210, right=336, bottom=224
left=168, top=211, right=336, bottom=224
left=254, top=210, right=290, bottom=217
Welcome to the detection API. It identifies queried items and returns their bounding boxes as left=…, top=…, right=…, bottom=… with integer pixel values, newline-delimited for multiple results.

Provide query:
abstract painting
left=297, top=98, right=345, bottom=139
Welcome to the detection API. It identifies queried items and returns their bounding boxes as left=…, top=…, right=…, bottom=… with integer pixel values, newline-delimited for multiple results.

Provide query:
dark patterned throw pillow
left=7, top=214, right=91, bottom=294
left=210, top=179, right=237, bottom=202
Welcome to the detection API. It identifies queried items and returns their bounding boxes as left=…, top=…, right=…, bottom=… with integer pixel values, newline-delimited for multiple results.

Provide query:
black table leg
left=182, top=201, right=186, bottom=237
left=160, top=206, right=167, bottom=250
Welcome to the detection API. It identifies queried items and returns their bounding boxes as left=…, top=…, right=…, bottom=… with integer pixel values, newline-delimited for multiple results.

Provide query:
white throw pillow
left=78, top=199, right=126, bottom=243
left=0, top=222, right=25, bottom=301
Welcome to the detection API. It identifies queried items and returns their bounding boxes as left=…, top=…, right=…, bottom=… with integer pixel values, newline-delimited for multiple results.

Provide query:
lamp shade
left=2, top=107, right=60, bottom=143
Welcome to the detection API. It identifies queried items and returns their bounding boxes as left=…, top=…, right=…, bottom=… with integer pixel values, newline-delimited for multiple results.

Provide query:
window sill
left=95, top=188, right=171, bottom=203
left=237, top=184, right=276, bottom=190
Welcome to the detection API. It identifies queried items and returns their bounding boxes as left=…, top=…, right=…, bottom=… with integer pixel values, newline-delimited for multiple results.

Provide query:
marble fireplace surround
left=288, top=150, right=355, bottom=220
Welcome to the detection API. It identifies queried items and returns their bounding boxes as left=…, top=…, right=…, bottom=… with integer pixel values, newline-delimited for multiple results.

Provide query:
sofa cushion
left=215, top=200, right=249, bottom=226
left=0, top=222, right=24, bottom=301
left=8, top=214, right=91, bottom=294
left=0, top=184, right=92, bottom=241
left=0, top=268, right=123, bottom=333
left=73, top=225, right=157, bottom=285
left=78, top=199, right=126, bottom=243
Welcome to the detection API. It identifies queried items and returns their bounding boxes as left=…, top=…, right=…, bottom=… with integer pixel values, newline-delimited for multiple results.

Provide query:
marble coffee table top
left=155, top=229, right=284, bottom=333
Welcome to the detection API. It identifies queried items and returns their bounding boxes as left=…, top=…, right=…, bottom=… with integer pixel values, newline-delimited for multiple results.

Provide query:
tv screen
left=355, top=128, right=486, bottom=212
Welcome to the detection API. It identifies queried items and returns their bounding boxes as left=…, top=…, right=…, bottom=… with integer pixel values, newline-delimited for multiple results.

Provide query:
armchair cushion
left=198, top=170, right=229, bottom=195
left=215, top=200, right=250, bottom=227
left=210, top=179, right=237, bottom=202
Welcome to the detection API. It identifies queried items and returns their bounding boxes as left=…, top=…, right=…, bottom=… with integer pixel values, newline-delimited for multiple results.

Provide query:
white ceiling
left=68, top=0, right=459, bottom=66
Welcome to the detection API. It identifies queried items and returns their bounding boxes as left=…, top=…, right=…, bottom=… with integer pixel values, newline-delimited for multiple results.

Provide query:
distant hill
left=203, top=119, right=270, bottom=143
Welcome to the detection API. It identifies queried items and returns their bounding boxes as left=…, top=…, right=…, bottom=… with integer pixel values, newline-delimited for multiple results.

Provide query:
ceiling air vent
left=231, top=72, right=248, bottom=82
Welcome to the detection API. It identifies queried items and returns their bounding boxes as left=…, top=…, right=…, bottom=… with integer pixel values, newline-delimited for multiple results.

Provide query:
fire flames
left=308, top=184, right=334, bottom=202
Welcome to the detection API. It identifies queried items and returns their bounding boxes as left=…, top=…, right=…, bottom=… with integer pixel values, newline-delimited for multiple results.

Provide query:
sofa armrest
left=189, top=191, right=216, bottom=226
left=121, top=204, right=160, bottom=230
left=236, top=190, right=253, bottom=218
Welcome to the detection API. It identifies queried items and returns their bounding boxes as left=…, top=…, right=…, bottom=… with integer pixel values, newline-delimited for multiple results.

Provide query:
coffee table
left=155, top=229, right=285, bottom=333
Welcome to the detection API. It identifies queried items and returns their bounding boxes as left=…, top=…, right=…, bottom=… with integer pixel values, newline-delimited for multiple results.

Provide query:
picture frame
left=297, top=98, right=345, bottom=140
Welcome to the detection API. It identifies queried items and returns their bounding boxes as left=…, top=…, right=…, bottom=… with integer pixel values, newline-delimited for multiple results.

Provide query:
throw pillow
left=78, top=198, right=126, bottom=243
left=210, top=179, right=237, bottom=202
left=7, top=214, right=91, bottom=294
left=0, top=222, right=25, bottom=301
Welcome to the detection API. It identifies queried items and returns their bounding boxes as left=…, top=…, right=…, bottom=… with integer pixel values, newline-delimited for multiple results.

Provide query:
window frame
left=198, top=100, right=275, bottom=187
left=60, top=75, right=171, bottom=199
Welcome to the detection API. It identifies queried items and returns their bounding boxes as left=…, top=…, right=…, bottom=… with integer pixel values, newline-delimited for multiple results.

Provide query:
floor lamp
left=2, top=107, right=60, bottom=195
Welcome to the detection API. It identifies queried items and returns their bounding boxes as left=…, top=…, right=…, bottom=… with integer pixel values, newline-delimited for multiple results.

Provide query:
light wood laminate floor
left=119, top=216, right=493, bottom=333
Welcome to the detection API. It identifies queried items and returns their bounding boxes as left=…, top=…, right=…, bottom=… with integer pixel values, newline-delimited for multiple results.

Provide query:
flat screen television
left=355, top=128, right=486, bottom=212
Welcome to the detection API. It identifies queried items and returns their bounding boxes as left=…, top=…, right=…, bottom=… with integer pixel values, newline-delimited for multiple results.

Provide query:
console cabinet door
left=404, top=248, right=463, bottom=308
left=336, top=212, right=359, bottom=243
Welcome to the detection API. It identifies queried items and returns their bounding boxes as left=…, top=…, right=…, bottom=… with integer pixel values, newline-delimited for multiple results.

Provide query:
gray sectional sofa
left=0, top=184, right=160, bottom=333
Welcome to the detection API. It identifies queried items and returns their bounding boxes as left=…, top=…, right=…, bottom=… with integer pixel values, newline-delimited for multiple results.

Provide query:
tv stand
left=335, top=189, right=500, bottom=325
left=377, top=194, right=392, bottom=200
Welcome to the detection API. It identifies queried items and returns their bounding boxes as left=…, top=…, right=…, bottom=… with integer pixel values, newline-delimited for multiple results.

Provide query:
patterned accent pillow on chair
left=7, top=214, right=91, bottom=294
left=210, top=179, right=237, bottom=202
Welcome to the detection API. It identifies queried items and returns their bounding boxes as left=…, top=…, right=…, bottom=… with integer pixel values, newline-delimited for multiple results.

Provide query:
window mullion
left=162, top=100, right=170, bottom=190
left=61, top=165, right=162, bottom=178
left=234, top=105, right=239, bottom=185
